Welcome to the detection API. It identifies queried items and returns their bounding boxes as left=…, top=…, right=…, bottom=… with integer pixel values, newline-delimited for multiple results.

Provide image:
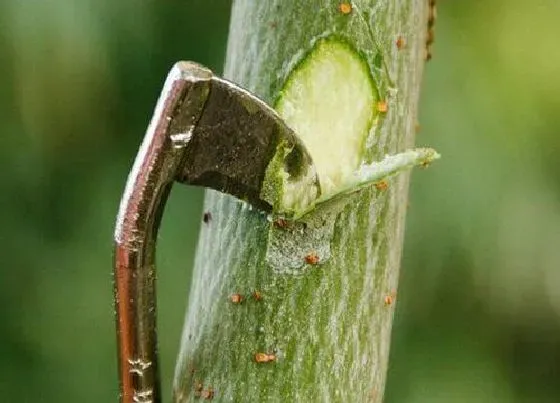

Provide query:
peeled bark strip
left=174, top=1, right=429, bottom=401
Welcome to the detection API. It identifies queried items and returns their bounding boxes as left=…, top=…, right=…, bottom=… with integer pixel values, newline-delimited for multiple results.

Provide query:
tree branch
left=173, top=1, right=430, bottom=401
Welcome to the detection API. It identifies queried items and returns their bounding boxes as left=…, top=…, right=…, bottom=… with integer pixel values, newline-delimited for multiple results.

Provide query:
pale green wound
left=264, top=38, right=440, bottom=271
left=276, top=39, right=376, bottom=197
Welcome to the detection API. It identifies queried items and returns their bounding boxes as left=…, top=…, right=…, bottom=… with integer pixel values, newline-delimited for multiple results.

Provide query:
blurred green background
left=1, top=1, right=559, bottom=401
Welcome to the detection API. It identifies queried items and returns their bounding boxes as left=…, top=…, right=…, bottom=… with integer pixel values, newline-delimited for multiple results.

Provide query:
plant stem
left=173, top=1, right=429, bottom=401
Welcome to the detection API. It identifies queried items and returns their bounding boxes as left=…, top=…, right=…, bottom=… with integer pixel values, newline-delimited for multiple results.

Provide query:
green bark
left=173, top=1, right=429, bottom=401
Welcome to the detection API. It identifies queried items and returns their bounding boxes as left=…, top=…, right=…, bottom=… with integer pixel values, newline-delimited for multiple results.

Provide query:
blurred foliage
left=0, top=1, right=559, bottom=401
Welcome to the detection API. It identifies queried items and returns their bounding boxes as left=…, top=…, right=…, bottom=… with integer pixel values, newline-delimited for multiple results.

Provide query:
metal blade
left=170, top=72, right=318, bottom=212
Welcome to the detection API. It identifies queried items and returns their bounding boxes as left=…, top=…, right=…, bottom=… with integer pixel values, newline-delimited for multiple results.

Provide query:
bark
left=173, top=1, right=429, bottom=401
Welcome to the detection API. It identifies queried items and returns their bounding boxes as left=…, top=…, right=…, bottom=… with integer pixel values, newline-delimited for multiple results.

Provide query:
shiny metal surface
left=114, top=61, right=212, bottom=403
left=113, top=61, right=316, bottom=402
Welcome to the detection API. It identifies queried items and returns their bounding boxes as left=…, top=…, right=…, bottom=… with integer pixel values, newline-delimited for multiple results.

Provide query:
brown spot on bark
left=425, top=0, right=437, bottom=61
left=254, top=352, right=277, bottom=363
left=428, top=0, right=437, bottom=27
left=339, top=2, right=352, bottom=14
left=384, top=290, right=397, bottom=306
left=230, top=293, right=244, bottom=304
left=304, top=251, right=320, bottom=265
left=376, top=101, right=388, bottom=113
left=375, top=180, right=388, bottom=191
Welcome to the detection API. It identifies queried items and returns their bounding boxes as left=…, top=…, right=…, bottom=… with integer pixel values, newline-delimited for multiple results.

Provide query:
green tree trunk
left=173, top=1, right=429, bottom=401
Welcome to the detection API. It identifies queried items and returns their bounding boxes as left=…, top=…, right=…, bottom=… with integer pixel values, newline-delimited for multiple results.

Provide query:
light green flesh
left=275, top=39, right=376, bottom=198
left=260, top=139, right=319, bottom=217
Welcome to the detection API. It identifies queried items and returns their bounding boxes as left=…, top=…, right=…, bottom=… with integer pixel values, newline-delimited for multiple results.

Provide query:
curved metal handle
left=113, top=62, right=212, bottom=403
